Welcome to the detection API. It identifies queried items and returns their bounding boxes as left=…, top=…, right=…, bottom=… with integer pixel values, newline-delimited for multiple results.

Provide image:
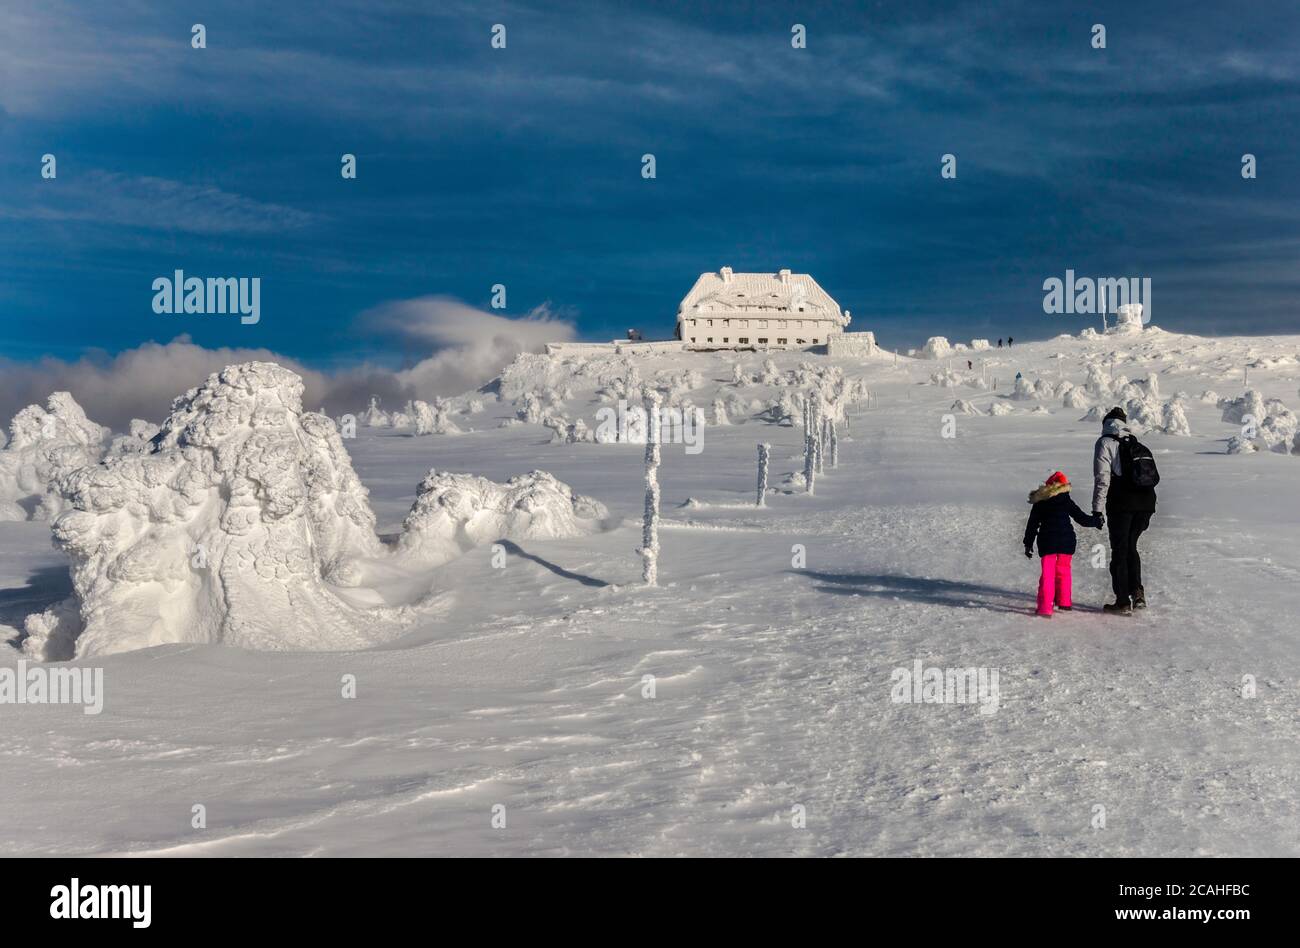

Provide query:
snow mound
left=0, top=392, right=109, bottom=522
left=989, top=402, right=1015, bottom=416
left=1219, top=390, right=1267, bottom=426
left=1226, top=435, right=1258, bottom=455
left=29, top=362, right=401, bottom=660
left=918, top=336, right=952, bottom=360
left=1063, top=385, right=1090, bottom=409
left=397, top=469, right=610, bottom=565
left=927, top=368, right=962, bottom=388
left=951, top=399, right=982, bottom=415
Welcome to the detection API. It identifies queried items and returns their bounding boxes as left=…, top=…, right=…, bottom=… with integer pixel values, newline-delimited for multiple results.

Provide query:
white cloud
left=366, top=295, right=576, bottom=396
left=0, top=300, right=575, bottom=431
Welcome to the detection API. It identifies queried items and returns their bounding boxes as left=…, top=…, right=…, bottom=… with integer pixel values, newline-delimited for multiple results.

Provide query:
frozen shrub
left=1160, top=401, right=1191, bottom=436
left=0, top=392, right=109, bottom=522
left=398, top=469, right=608, bottom=566
left=1219, top=390, right=1266, bottom=426
left=360, top=396, right=390, bottom=427
left=1009, top=376, right=1036, bottom=401
left=30, top=363, right=398, bottom=660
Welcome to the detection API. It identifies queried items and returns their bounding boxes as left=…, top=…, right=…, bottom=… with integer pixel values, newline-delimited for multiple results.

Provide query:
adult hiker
left=1092, top=407, right=1159, bottom=615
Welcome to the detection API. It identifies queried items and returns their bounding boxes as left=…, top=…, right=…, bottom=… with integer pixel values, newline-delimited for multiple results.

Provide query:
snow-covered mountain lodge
left=675, top=267, right=851, bottom=350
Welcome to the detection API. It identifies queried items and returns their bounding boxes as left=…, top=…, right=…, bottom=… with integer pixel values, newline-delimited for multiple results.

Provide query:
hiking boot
left=1056, top=605, right=1072, bottom=611
left=1103, top=599, right=1133, bottom=616
left=1132, top=586, right=1146, bottom=609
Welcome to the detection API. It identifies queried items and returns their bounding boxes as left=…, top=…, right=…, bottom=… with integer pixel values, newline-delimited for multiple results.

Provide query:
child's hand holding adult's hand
left=1024, top=547, right=1033, bottom=559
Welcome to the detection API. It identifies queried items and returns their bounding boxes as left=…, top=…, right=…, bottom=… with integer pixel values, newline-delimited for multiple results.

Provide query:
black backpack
left=1114, top=435, right=1160, bottom=489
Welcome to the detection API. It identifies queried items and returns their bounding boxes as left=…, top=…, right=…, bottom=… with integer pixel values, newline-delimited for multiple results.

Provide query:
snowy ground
left=2, top=328, right=1298, bottom=856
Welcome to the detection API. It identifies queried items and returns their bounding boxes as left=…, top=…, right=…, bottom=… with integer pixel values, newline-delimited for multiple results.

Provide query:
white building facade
left=675, top=267, right=850, bottom=350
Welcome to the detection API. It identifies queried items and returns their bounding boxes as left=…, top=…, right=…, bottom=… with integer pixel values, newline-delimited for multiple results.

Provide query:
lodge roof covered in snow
left=677, top=268, right=845, bottom=322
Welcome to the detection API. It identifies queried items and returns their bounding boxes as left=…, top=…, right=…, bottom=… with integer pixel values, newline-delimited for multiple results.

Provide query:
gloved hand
left=1024, top=546, right=1034, bottom=559
left=1093, top=512, right=1105, bottom=529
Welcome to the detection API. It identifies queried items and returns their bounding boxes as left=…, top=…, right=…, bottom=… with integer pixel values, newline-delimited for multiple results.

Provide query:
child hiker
left=1023, top=471, right=1103, bottom=617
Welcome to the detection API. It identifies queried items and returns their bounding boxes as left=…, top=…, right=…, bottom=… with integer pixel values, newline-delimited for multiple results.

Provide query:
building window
left=796, top=338, right=806, bottom=344
left=690, top=337, right=696, bottom=342
left=707, top=337, right=713, bottom=343
left=738, top=337, right=749, bottom=344
left=811, top=338, right=819, bottom=344
left=707, top=319, right=713, bottom=327
left=757, top=320, right=767, bottom=329
left=757, top=337, right=768, bottom=344
left=723, top=338, right=729, bottom=343
left=777, top=337, right=787, bottom=345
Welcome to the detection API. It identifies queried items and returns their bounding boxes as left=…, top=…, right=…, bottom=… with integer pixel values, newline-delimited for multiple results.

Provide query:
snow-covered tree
left=360, top=396, right=390, bottom=427
left=756, top=442, right=771, bottom=507
left=712, top=396, right=730, bottom=426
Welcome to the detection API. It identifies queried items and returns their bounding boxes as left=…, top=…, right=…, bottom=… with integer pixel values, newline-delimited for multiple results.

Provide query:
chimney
left=719, top=266, right=734, bottom=284
left=778, top=268, right=791, bottom=285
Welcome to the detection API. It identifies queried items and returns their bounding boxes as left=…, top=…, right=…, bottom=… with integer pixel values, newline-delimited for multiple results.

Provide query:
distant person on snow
left=997, top=338, right=1003, bottom=348
left=1007, top=336, right=1013, bottom=347
left=1092, top=407, right=1160, bottom=615
left=1023, top=471, right=1103, bottom=618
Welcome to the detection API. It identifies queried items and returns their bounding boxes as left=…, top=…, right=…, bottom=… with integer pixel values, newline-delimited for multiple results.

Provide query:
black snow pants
left=1107, top=509, right=1153, bottom=603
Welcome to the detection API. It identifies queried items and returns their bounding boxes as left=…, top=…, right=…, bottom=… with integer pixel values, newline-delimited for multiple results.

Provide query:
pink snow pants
left=1037, top=553, right=1073, bottom=616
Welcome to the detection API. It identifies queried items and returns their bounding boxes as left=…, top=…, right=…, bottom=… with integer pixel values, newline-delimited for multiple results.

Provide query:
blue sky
left=2, top=0, right=1298, bottom=374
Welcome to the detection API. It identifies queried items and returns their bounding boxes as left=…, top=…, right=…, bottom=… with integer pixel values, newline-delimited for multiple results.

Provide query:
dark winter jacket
left=1024, top=482, right=1102, bottom=556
